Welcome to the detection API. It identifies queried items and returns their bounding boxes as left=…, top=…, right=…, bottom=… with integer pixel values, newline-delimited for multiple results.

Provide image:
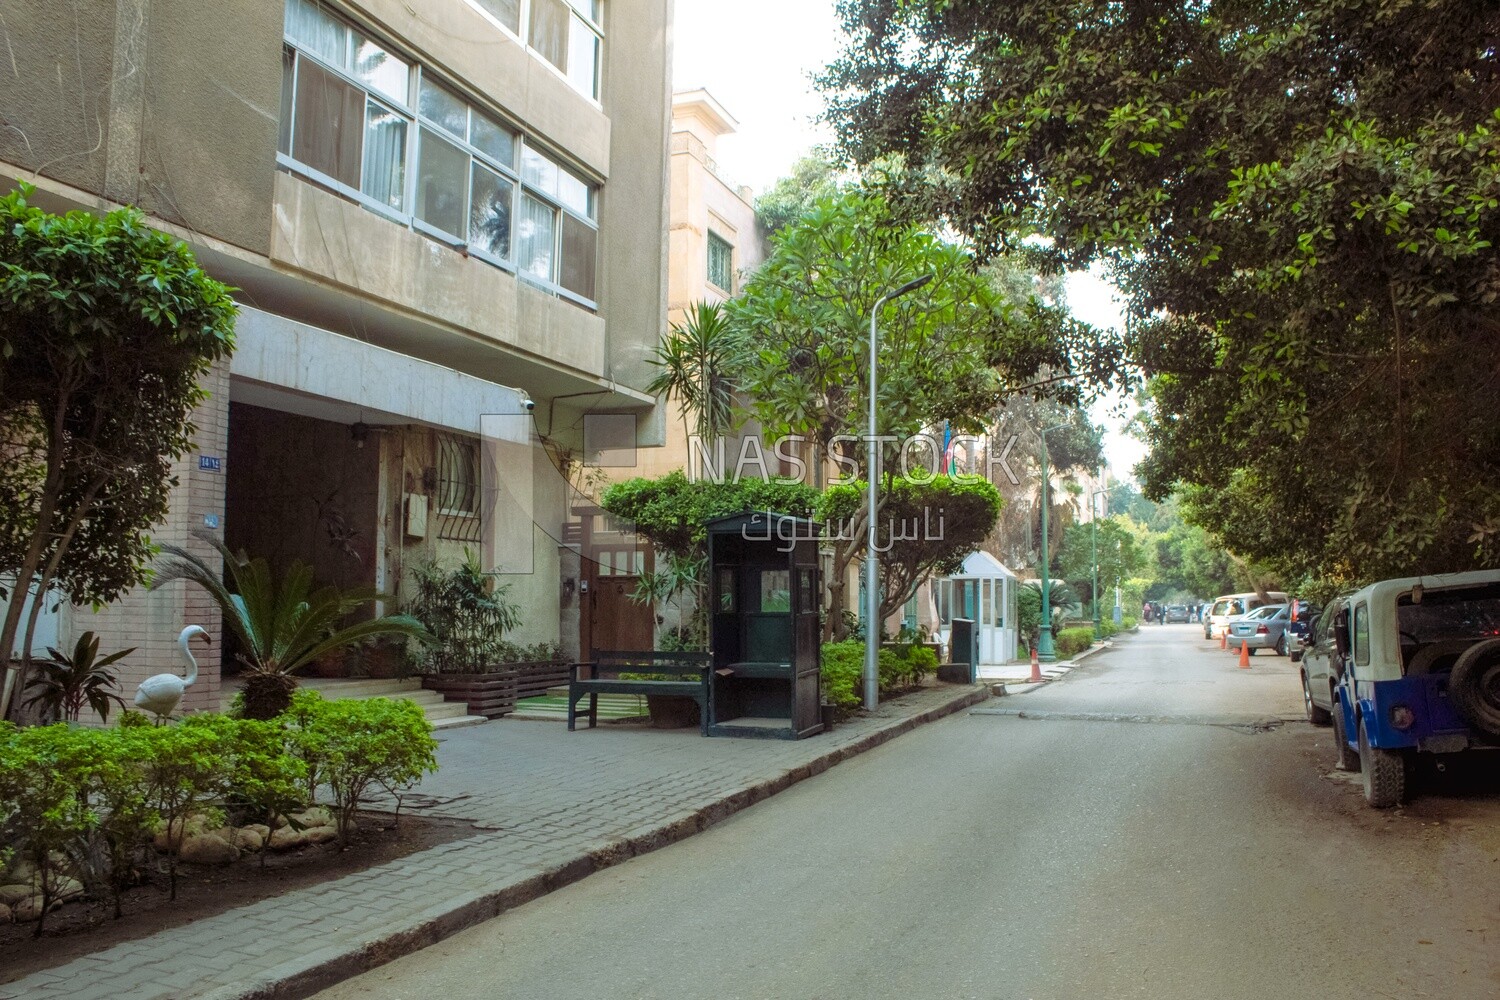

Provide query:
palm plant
left=647, top=300, right=745, bottom=448
left=21, top=632, right=133, bottom=723
left=152, top=536, right=432, bottom=720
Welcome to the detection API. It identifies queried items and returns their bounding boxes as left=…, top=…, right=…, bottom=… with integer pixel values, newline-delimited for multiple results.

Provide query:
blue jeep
left=1329, top=570, right=1500, bottom=808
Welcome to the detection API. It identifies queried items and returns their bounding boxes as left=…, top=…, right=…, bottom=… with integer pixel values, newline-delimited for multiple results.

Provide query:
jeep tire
left=1359, top=716, right=1406, bottom=809
left=1449, top=638, right=1500, bottom=743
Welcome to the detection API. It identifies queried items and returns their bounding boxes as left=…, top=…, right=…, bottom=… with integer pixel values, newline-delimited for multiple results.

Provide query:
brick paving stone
left=2, top=683, right=984, bottom=999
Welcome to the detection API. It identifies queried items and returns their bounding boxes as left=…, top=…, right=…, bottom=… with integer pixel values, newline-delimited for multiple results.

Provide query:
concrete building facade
left=0, top=0, right=672, bottom=710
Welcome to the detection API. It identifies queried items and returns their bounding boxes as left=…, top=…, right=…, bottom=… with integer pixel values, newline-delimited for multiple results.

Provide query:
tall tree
left=730, top=187, right=1110, bottom=632
left=646, top=300, right=744, bottom=451
left=753, top=153, right=845, bottom=235
left=821, top=0, right=1500, bottom=584
left=820, top=474, right=1003, bottom=630
left=0, top=186, right=237, bottom=718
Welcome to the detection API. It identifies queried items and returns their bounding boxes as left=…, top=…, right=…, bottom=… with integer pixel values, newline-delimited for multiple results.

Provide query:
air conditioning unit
left=404, top=493, right=429, bottom=539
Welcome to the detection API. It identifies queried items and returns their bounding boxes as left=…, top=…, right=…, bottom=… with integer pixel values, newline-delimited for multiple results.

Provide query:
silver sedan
left=1225, top=603, right=1292, bottom=656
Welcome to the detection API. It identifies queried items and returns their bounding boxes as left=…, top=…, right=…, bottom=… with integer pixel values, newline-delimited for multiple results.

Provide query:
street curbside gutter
left=205, top=684, right=990, bottom=1000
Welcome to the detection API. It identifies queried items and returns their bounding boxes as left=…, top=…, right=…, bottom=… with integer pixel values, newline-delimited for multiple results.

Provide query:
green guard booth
left=705, top=512, right=824, bottom=739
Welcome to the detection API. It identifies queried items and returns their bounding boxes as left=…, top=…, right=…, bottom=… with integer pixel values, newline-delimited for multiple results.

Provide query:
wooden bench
left=568, top=650, right=711, bottom=735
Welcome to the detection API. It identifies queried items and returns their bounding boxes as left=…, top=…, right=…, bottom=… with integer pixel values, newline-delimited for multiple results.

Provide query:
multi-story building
left=570, top=88, right=767, bottom=653
left=0, top=0, right=672, bottom=711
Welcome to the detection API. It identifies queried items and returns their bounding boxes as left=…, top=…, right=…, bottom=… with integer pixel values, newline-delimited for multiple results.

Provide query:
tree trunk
left=241, top=673, right=297, bottom=720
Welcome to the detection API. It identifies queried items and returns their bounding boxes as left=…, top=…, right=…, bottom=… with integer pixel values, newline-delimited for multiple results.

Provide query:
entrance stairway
left=219, top=677, right=487, bottom=730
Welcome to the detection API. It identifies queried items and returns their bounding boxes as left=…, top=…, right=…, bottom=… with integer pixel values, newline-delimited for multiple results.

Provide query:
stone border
left=199, top=684, right=990, bottom=1000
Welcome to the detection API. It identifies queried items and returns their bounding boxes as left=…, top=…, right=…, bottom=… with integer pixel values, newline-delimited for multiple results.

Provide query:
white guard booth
left=935, top=551, right=1020, bottom=665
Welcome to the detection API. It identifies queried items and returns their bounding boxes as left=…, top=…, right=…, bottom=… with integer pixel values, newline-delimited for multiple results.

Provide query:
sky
left=671, top=0, right=1148, bottom=479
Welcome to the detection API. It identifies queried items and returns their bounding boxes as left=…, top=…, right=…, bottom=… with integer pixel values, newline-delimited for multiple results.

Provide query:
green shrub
left=821, top=641, right=939, bottom=712
left=1055, top=627, right=1096, bottom=658
left=284, top=692, right=438, bottom=843
left=821, top=641, right=863, bottom=712
left=903, top=645, right=938, bottom=683
left=407, top=550, right=521, bottom=674
left=877, top=647, right=906, bottom=692
left=0, top=723, right=104, bottom=935
left=137, top=717, right=237, bottom=899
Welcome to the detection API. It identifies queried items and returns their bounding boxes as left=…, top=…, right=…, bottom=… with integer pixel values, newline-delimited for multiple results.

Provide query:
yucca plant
left=21, top=632, right=133, bottom=723
left=152, top=536, right=432, bottom=720
left=647, top=300, right=745, bottom=448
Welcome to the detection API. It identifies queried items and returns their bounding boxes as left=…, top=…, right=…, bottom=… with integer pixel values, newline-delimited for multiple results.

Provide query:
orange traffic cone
left=1238, top=640, right=1251, bottom=669
left=1029, top=645, right=1042, bottom=683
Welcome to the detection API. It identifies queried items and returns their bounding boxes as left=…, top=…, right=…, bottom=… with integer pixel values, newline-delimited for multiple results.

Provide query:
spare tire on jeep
left=1449, top=638, right=1500, bottom=743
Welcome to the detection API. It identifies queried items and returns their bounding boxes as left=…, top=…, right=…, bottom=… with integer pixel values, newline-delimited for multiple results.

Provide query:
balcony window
left=279, top=0, right=600, bottom=308
left=474, top=0, right=601, bottom=101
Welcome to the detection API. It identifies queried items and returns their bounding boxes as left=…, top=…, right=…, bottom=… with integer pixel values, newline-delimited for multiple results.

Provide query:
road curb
left=217, top=684, right=990, bottom=1000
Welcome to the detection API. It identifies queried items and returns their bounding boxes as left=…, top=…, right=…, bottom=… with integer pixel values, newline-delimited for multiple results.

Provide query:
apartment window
left=437, top=436, right=480, bottom=516
left=707, top=231, right=733, bottom=291
left=526, top=0, right=602, bottom=99
left=279, top=0, right=600, bottom=309
left=280, top=0, right=410, bottom=212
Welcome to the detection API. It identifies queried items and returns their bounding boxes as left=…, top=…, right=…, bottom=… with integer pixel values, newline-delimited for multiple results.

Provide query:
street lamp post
left=865, top=274, right=933, bottom=711
left=1035, top=423, right=1068, bottom=664
left=1090, top=474, right=1110, bottom=641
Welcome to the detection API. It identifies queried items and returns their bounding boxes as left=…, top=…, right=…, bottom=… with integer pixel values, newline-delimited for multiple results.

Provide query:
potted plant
left=407, top=552, right=528, bottom=717
left=152, top=535, right=432, bottom=719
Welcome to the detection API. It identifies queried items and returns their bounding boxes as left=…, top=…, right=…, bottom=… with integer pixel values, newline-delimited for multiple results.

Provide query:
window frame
left=1352, top=602, right=1371, bottom=667
left=436, top=434, right=481, bottom=518
left=707, top=230, right=734, bottom=292
left=463, top=0, right=604, bottom=103
left=279, top=0, right=600, bottom=311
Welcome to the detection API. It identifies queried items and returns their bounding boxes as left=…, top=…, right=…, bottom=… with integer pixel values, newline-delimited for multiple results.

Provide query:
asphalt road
left=319, top=625, right=1500, bottom=1000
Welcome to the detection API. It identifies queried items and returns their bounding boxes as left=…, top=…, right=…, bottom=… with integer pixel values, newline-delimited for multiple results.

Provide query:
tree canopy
left=821, top=0, right=1500, bottom=586
left=0, top=185, right=237, bottom=717
left=820, top=474, right=1003, bottom=626
left=730, top=187, right=1112, bottom=487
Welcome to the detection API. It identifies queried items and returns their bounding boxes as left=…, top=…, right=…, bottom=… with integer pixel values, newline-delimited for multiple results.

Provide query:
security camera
left=522, top=398, right=536, bottom=412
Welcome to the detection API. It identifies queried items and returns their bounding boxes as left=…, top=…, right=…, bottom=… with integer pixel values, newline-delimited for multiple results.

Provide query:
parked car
left=1284, top=599, right=1318, bottom=643
left=1164, top=604, right=1190, bottom=623
left=1204, top=591, right=1288, bottom=640
left=1326, top=570, right=1500, bottom=808
left=1226, top=603, right=1292, bottom=656
left=1290, top=595, right=1349, bottom=727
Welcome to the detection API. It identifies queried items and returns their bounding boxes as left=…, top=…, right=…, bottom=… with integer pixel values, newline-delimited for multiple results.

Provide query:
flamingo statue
left=134, top=625, right=210, bottom=722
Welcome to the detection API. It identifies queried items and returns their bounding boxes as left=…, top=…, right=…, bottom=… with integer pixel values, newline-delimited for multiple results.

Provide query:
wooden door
left=580, top=541, right=654, bottom=655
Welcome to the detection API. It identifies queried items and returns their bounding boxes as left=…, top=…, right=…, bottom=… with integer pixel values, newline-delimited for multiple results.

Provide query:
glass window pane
left=718, top=568, right=735, bottom=612
left=560, top=214, right=596, bottom=300
left=419, top=77, right=468, bottom=138
left=517, top=193, right=556, bottom=281
left=760, top=570, right=791, bottom=613
left=352, top=35, right=409, bottom=104
left=279, top=48, right=294, bottom=155
left=557, top=168, right=591, bottom=217
left=520, top=146, right=558, bottom=197
left=528, top=0, right=569, bottom=71
left=362, top=100, right=407, bottom=210
left=566, top=16, right=599, bottom=98
left=469, top=162, right=513, bottom=258
left=292, top=58, right=363, bottom=189
left=471, top=112, right=515, bottom=167
left=285, top=0, right=346, bottom=68
left=416, top=128, right=469, bottom=238
left=707, top=232, right=732, bottom=290
left=470, top=0, right=520, bottom=33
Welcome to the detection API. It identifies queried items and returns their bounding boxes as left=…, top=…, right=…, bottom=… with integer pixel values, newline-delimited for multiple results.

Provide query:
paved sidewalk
left=2, top=683, right=986, bottom=1000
